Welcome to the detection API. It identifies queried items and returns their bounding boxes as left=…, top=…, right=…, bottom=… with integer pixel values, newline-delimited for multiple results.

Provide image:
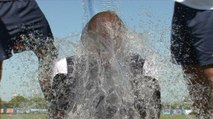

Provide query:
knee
left=204, top=68, right=213, bottom=80
left=35, top=44, right=58, bottom=61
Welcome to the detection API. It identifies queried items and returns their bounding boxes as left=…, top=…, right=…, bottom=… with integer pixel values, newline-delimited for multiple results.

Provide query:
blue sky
left=0, top=0, right=184, bottom=102
left=35, top=0, right=174, bottom=37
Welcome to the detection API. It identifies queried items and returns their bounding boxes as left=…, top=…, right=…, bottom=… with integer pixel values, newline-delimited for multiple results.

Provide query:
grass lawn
left=161, top=114, right=195, bottom=119
left=0, top=114, right=47, bottom=119
left=0, top=114, right=195, bottom=119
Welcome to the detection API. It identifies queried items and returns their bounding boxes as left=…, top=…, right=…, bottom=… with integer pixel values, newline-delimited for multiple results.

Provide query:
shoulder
left=66, top=56, right=75, bottom=65
left=124, top=53, right=145, bottom=75
left=129, top=53, right=145, bottom=68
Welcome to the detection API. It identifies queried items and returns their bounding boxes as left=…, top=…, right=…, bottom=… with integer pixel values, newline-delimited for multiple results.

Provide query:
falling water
left=0, top=0, right=193, bottom=119
left=53, top=1, right=162, bottom=118
left=62, top=32, right=162, bottom=119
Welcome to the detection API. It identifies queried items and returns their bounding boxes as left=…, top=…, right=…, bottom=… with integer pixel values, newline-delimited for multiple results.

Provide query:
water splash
left=52, top=14, right=161, bottom=118
left=0, top=1, right=195, bottom=119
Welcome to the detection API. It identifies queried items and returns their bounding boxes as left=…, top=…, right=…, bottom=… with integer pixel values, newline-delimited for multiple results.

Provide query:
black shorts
left=0, top=0, right=53, bottom=61
left=171, top=2, right=213, bottom=66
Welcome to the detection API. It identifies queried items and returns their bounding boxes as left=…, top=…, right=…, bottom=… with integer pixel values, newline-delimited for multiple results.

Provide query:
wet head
left=81, top=11, right=126, bottom=56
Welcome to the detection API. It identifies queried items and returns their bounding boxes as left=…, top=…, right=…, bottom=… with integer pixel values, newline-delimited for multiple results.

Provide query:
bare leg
left=18, top=32, right=58, bottom=118
left=0, top=61, right=2, bottom=81
left=19, top=34, right=57, bottom=101
left=34, top=39, right=58, bottom=119
left=34, top=41, right=58, bottom=102
left=203, top=67, right=213, bottom=113
left=183, top=66, right=211, bottom=119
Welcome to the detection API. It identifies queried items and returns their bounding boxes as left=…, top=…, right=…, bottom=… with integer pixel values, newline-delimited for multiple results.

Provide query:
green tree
left=0, top=97, right=3, bottom=108
left=29, top=96, right=47, bottom=109
left=7, top=95, right=29, bottom=108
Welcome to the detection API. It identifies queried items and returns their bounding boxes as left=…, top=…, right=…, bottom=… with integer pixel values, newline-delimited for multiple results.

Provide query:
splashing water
left=0, top=1, right=194, bottom=119
left=52, top=8, right=161, bottom=118
left=60, top=30, right=161, bottom=119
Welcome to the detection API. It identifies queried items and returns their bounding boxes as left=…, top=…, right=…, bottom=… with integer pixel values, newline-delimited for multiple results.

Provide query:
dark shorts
left=171, top=2, right=213, bottom=66
left=0, top=0, right=53, bottom=61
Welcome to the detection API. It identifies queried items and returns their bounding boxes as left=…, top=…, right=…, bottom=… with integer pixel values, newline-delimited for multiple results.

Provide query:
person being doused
left=51, top=11, right=161, bottom=119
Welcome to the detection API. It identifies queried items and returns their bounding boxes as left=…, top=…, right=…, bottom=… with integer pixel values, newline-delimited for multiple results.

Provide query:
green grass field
left=0, top=114, right=46, bottom=119
left=0, top=114, right=195, bottom=119
left=161, top=114, right=195, bottom=119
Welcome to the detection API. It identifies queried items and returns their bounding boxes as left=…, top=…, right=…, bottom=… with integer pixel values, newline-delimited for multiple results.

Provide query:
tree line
left=0, top=95, right=192, bottom=110
left=0, top=96, right=47, bottom=109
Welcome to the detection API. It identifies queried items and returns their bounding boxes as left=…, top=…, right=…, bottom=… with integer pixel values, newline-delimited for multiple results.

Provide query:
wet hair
left=81, top=11, right=126, bottom=53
